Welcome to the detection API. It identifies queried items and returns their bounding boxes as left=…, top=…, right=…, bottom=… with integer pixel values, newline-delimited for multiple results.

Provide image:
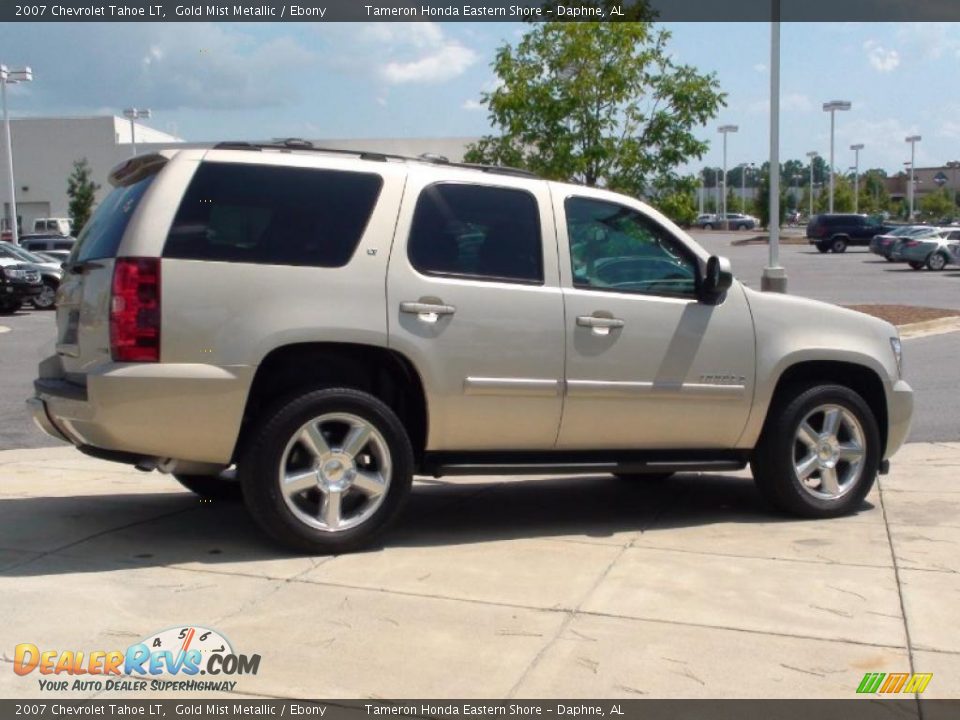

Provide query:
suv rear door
left=553, top=186, right=755, bottom=450
left=387, top=169, right=564, bottom=451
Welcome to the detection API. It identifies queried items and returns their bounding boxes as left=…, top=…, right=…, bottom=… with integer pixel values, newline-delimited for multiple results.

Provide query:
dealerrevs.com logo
left=13, top=626, right=261, bottom=693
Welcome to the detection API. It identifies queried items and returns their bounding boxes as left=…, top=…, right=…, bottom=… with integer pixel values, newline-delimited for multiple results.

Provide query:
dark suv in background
left=806, top=214, right=894, bottom=253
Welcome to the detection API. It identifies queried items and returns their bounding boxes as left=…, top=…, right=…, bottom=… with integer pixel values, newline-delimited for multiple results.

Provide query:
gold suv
left=30, top=142, right=913, bottom=553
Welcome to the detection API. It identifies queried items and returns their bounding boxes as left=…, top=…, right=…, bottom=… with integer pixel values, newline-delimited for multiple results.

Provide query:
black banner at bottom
left=1, top=699, right=957, bottom=720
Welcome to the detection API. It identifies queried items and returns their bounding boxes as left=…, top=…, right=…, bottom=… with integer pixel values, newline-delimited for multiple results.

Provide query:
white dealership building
left=0, top=115, right=476, bottom=236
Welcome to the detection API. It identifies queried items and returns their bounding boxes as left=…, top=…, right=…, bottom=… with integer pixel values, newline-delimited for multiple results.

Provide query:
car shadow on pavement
left=0, top=473, right=875, bottom=575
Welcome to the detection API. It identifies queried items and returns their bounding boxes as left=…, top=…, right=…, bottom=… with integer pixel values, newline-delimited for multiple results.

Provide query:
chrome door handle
left=400, top=301, right=456, bottom=322
left=577, top=315, right=625, bottom=336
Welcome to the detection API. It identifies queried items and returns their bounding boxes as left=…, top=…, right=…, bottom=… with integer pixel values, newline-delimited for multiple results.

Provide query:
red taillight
left=110, top=258, right=160, bottom=362
left=903, top=241, right=919, bottom=248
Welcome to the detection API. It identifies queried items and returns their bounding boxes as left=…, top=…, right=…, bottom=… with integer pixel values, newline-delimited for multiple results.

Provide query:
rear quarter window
left=71, top=174, right=156, bottom=262
left=164, top=162, right=383, bottom=267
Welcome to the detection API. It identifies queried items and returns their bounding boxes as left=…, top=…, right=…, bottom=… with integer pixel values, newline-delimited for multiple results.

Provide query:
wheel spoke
left=283, top=468, right=318, bottom=498
left=822, top=409, right=842, bottom=440
left=352, top=470, right=386, bottom=498
left=838, top=442, right=864, bottom=462
left=797, top=422, right=819, bottom=449
left=320, top=489, right=343, bottom=528
left=341, top=423, right=372, bottom=459
left=820, top=467, right=840, bottom=495
left=299, top=423, right=332, bottom=461
left=795, top=453, right=819, bottom=480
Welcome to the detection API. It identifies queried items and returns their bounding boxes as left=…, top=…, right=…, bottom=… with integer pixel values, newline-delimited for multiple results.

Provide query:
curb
left=898, top=316, right=960, bottom=339
left=730, top=236, right=808, bottom=246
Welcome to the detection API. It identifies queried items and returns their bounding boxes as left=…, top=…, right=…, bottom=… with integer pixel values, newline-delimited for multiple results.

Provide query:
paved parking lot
left=1, top=442, right=958, bottom=699
left=1, top=235, right=956, bottom=700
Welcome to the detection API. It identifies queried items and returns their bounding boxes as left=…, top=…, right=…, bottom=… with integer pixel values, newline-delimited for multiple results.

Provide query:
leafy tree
left=464, top=22, right=726, bottom=195
left=857, top=170, right=890, bottom=214
left=815, top=174, right=855, bottom=213
left=66, top=158, right=100, bottom=234
left=652, top=175, right=698, bottom=227
left=919, top=188, right=955, bottom=219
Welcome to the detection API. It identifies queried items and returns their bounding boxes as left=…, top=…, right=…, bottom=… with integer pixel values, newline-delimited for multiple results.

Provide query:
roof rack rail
left=209, top=141, right=540, bottom=178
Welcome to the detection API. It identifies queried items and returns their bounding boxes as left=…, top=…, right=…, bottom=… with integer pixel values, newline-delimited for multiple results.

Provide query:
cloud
left=1, top=24, right=317, bottom=111
left=748, top=93, right=812, bottom=114
left=362, top=23, right=477, bottom=85
left=753, top=63, right=767, bottom=73
left=462, top=99, right=483, bottom=111
left=864, top=40, right=900, bottom=72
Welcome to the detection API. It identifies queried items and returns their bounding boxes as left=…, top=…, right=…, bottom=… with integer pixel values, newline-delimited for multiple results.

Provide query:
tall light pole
left=947, top=160, right=960, bottom=210
left=123, top=108, right=152, bottom=157
left=905, top=135, right=921, bottom=219
left=698, top=169, right=705, bottom=215
left=822, top=100, right=851, bottom=213
left=718, top=125, right=738, bottom=230
left=761, top=2, right=785, bottom=293
left=806, top=151, right=818, bottom=217
left=738, top=162, right=754, bottom=215
left=1, top=65, right=32, bottom=245
left=850, top=143, right=864, bottom=214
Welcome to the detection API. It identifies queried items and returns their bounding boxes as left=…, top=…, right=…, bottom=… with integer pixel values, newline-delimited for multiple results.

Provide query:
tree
left=652, top=175, right=698, bottom=227
left=464, top=22, right=726, bottom=196
left=858, top=169, right=890, bottom=214
left=67, top=158, right=99, bottom=234
left=919, top=188, right=955, bottom=219
left=815, top=174, right=855, bottom=213
left=756, top=169, right=786, bottom=228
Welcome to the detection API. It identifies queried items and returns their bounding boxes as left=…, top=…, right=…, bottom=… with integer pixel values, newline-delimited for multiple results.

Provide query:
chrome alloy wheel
left=278, top=412, right=392, bottom=532
left=793, top=404, right=866, bottom=501
left=33, top=283, right=57, bottom=309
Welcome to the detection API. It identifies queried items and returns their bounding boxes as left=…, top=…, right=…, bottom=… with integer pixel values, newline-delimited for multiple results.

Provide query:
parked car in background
left=0, top=263, right=42, bottom=314
left=0, top=242, right=63, bottom=309
left=723, top=213, right=759, bottom=230
left=694, top=213, right=720, bottom=230
left=869, top=226, right=935, bottom=261
left=890, top=228, right=960, bottom=271
left=32, top=217, right=72, bottom=236
left=806, top=214, right=894, bottom=253
left=19, top=234, right=77, bottom=257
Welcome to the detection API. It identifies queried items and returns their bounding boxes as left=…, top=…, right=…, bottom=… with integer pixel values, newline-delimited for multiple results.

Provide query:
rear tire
left=751, top=383, right=879, bottom=518
left=240, top=387, right=413, bottom=554
left=830, top=237, right=848, bottom=253
left=174, top=471, right=241, bottom=501
left=702, top=224, right=713, bottom=230
left=816, top=243, right=830, bottom=254
left=0, top=300, right=22, bottom=315
left=908, top=261, right=924, bottom=271
left=927, top=252, right=948, bottom=271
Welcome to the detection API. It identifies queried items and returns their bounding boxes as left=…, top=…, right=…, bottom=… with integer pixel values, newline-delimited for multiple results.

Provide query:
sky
left=2, top=21, right=958, bottom=176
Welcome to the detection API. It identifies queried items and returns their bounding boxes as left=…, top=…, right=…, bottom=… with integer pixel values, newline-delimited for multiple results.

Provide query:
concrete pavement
left=1, top=443, right=957, bottom=699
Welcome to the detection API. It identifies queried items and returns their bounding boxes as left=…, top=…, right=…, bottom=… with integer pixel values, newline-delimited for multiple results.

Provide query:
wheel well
left=767, top=361, right=888, bottom=455
left=234, top=343, right=428, bottom=468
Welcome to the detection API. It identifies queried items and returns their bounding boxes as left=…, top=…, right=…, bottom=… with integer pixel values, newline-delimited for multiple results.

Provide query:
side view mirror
left=701, top=255, right=733, bottom=301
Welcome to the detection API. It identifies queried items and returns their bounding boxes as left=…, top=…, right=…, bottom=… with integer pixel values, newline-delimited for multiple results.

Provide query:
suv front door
left=553, top=188, right=756, bottom=450
left=387, top=171, right=564, bottom=451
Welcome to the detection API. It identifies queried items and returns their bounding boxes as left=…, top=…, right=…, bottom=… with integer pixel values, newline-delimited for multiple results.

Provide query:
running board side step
left=421, top=452, right=749, bottom=478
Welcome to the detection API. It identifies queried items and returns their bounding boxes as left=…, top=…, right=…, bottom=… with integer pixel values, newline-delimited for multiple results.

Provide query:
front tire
left=240, top=387, right=413, bottom=554
left=32, top=280, right=58, bottom=310
left=751, top=384, right=879, bottom=518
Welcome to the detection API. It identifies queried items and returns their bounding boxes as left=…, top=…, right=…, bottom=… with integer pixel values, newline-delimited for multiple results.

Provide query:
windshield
left=1, top=243, right=47, bottom=263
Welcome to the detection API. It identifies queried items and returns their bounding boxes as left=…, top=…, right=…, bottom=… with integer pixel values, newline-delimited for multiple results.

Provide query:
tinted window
left=565, top=197, right=697, bottom=297
left=71, top=174, right=155, bottom=262
left=407, top=183, right=543, bottom=284
left=164, top=162, right=383, bottom=267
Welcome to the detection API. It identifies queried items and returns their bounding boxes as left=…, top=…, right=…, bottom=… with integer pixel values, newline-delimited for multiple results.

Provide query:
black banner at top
left=3, top=0, right=960, bottom=22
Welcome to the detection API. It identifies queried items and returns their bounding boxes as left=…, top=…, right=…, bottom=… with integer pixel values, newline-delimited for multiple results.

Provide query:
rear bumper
left=884, top=379, right=914, bottom=460
left=30, top=356, right=254, bottom=465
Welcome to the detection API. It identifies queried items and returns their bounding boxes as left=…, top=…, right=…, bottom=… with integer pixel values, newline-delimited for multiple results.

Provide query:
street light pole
left=806, top=151, right=818, bottom=217
left=761, top=4, right=785, bottom=293
left=851, top=143, right=864, bottom=214
left=822, top=100, right=852, bottom=213
left=123, top=107, right=152, bottom=158
left=905, top=135, right=921, bottom=219
left=1, top=64, right=33, bottom=245
left=718, top=124, right=738, bottom=230
left=947, top=161, right=960, bottom=210
left=739, top=162, right=754, bottom=214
